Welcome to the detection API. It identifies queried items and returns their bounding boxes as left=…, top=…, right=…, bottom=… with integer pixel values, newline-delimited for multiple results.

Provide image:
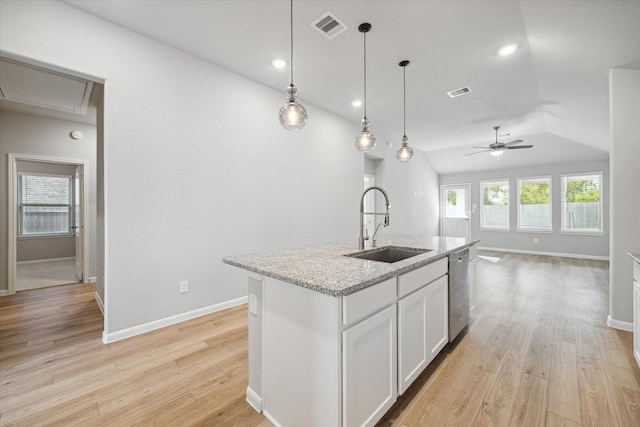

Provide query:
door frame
left=440, top=183, right=471, bottom=240
left=7, top=153, right=89, bottom=295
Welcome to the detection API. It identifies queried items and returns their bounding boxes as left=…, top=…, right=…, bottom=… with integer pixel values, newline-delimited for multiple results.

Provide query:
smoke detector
left=311, top=12, right=347, bottom=39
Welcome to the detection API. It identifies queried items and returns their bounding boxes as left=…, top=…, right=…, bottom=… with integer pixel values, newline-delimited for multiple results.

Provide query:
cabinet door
left=426, top=276, right=449, bottom=362
left=398, top=284, right=429, bottom=395
left=343, top=304, right=397, bottom=427
left=397, top=276, right=449, bottom=395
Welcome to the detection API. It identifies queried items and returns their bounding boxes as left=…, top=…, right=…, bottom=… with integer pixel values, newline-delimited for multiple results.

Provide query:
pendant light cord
left=403, top=66, right=407, bottom=138
left=289, top=0, right=294, bottom=86
left=363, top=31, right=367, bottom=119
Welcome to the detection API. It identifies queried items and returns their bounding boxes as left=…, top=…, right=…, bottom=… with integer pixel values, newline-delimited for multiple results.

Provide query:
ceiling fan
left=465, top=126, right=533, bottom=156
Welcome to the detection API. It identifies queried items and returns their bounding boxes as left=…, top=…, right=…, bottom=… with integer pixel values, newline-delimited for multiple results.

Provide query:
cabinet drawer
left=343, top=278, right=396, bottom=326
left=398, top=258, right=447, bottom=298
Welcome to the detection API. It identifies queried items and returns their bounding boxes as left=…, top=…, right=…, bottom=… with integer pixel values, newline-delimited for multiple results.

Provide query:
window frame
left=17, top=172, right=75, bottom=238
left=480, top=178, right=510, bottom=231
left=516, top=175, right=552, bottom=233
left=560, top=171, right=604, bottom=235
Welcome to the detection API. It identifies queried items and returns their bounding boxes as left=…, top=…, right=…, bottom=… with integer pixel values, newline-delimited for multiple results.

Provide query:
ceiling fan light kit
left=278, top=0, right=308, bottom=131
left=355, top=22, right=376, bottom=151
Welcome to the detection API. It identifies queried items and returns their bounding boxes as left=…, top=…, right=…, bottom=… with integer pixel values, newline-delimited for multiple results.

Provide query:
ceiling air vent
left=311, top=12, right=347, bottom=39
left=446, top=86, right=472, bottom=98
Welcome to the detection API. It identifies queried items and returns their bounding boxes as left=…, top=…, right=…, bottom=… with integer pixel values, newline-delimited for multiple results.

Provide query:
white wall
left=439, top=160, right=610, bottom=259
left=0, top=1, right=440, bottom=337
left=0, top=110, right=98, bottom=285
left=609, top=69, right=640, bottom=327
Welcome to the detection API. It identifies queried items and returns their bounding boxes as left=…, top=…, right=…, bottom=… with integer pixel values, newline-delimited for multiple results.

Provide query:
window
left=561, top=173, right=603, bottom=233
left=18, top=173, right=73, bottom=236
left=481, top=180, right=509, bottom=230
left=517, top=176, right=551, bottom=231
left=445, top=187, right=467, bottom=219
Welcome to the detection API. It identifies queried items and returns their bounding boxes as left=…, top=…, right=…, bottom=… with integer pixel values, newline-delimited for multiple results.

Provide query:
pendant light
left=278, top=0, right=307, bottom=130
left=355, top=23, right=375, bottom=151
left=396, top=60, right=414, bottom=162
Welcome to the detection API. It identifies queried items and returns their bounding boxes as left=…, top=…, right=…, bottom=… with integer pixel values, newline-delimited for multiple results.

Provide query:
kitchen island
left=223, top=235, right=478, bottom=427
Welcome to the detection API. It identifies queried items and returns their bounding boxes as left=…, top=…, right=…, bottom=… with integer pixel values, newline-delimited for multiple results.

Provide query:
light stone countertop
left=223, top=235, right=479, bottom=296
left=629, top=253, right=640, bottom=264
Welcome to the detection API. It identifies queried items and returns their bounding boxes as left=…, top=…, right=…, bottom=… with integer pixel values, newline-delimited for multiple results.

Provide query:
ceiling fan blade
left=465, top=150, right=491, bottom=156
left=505, top=145, right=533, bottom=150
left=503, top=139, right=523, bottom=147
left=472, top=146, right=491, bottom=149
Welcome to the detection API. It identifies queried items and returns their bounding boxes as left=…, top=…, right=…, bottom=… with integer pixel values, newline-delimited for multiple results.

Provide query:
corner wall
left=609, top=69, right=640, bottom=327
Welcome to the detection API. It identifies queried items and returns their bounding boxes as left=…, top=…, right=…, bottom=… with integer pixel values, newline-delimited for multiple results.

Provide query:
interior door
left=74, top=166, right=84, bottom=281
left=440, top=184, right=471, bottom=239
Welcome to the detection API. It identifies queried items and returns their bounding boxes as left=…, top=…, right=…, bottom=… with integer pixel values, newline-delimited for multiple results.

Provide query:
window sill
left=480, top=227, right=511, bottom=232
left=559, top=231, right=605, bottom=237
left=516, top=229, right=553, bottom=234
left=18, top=234, right=74, bottom=240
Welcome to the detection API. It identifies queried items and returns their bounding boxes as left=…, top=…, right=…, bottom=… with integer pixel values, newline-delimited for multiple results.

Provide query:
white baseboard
left=0, top=289, right=9, bottom=297
left=102, top=296, right=248, bottom=344
left=477, top=246, right=609, bottom=261
left=94, top=291, right=105, bottom=315
left=246, top=386, right=263, bottom=412
left=17, top=256, right=75, bottom=265
left=607, top=315, right=633, bottom=332
left=88, top=276, right=97, bottom=283
left=263, top=411, right=285, bottom=427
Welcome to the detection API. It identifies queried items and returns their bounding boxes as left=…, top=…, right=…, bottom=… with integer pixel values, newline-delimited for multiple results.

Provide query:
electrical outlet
left=180, top=280, right=189, bottom=293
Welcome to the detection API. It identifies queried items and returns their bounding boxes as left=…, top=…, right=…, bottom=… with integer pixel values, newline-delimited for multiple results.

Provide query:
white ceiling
left=28, top=1, right=640, bottom=172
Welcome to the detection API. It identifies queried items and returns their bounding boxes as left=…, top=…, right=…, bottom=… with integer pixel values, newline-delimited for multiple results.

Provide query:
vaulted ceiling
left=36, top=1, right=640, bottom=172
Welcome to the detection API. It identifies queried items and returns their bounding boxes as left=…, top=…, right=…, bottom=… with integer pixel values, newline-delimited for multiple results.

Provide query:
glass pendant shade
left=397, top=60, right=414, bottom=162
left=279, top=0, right=307, bottom=131
left=279, top=84, right=308, bottom=130
left=355, top=118, right=376, bottom=151
left=355, top=22, right=375, bottom=151
left=396, top=135, right=414, bottom=162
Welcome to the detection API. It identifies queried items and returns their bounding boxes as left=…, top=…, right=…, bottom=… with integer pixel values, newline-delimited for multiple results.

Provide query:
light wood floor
left=1, top=252, right=638, bottom=426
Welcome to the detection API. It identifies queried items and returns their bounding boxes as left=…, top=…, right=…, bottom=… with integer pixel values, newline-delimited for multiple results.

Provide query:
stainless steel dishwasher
left=448, top=248, right=470, bottom=342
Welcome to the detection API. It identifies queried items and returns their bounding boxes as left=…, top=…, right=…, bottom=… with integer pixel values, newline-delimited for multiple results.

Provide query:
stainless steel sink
left=345, top=246, right=431, bottom=263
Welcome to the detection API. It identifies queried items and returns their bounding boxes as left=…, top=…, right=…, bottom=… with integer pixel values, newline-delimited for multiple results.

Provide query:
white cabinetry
left=247, top=256, right=456, bottom=426
left=343, top=304, right=397, bottom=427
left=633, top=258, right=640, bottom=367
left=397, top=258, right=448, bottom=395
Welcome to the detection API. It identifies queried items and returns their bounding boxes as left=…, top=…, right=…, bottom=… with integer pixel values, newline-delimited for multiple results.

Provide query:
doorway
left=440, top=183, right=471, bottom=240
left=8, top=155, right=88, bottom=293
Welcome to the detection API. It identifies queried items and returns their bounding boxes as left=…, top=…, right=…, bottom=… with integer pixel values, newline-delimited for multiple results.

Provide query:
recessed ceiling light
left=272, top=58, right=287, bottom=69
left=498, top=43, right=518, bottom=56
left=351, top=99, right=362, bottom=107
